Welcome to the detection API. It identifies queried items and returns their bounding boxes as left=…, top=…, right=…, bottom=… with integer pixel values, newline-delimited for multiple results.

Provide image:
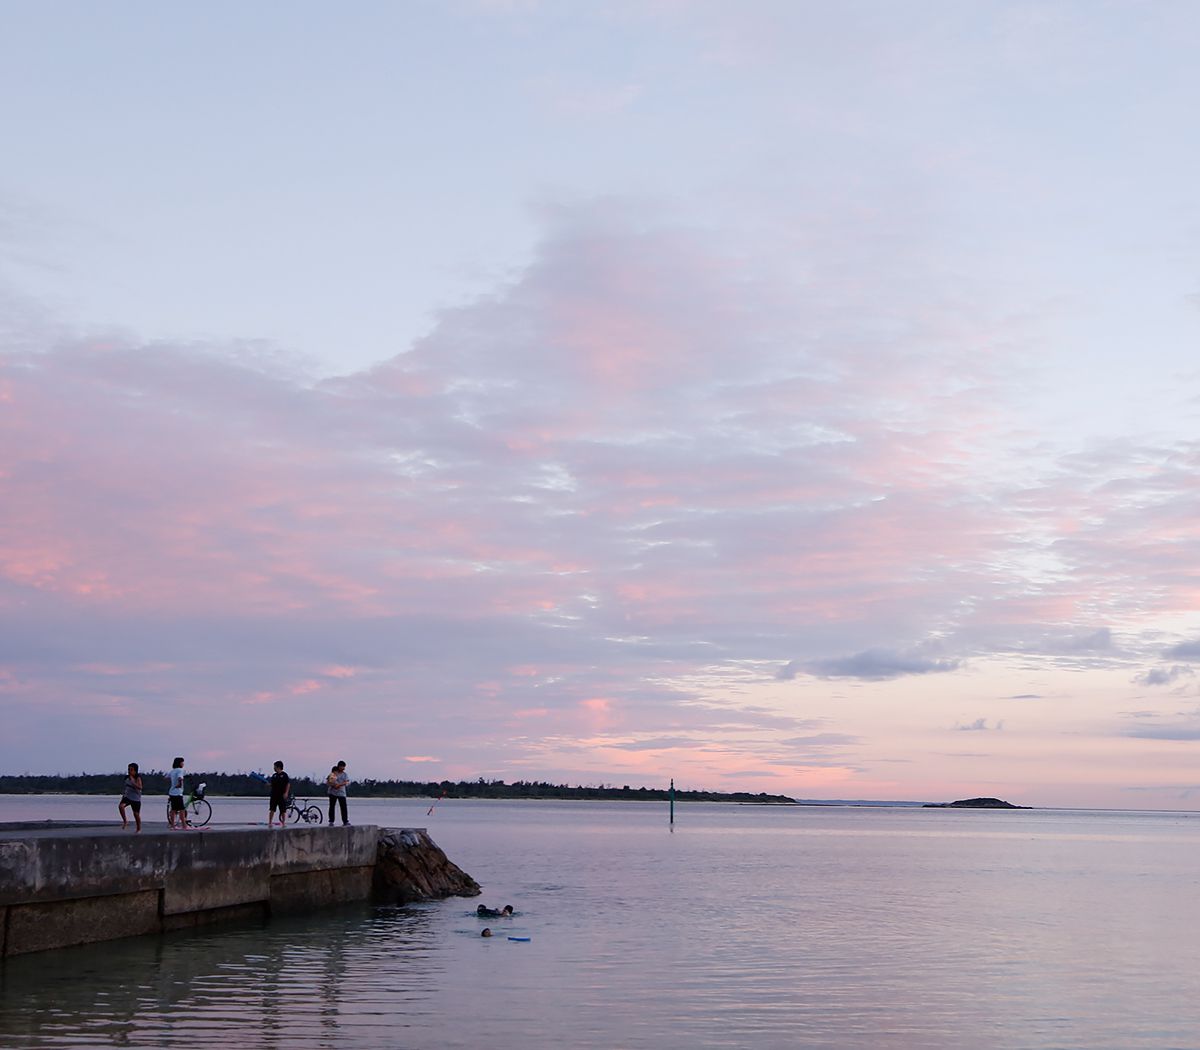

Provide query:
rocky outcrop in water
left=372, top=828, right=481, bottom=905
left=923, top=797, right=1029, bottom=809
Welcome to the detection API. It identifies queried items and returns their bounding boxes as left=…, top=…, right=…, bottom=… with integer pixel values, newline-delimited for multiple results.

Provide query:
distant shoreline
left=0, top=777, right=1038, bottom=810
left=0, top=773, right=795, bottom=806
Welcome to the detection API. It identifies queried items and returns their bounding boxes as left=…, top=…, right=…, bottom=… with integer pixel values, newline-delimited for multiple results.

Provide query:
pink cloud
left=578, top=697, right=620, bottom=732
left=3, top=205, right=1198, bottom=800
left=512, top=707, right=552, bottom=719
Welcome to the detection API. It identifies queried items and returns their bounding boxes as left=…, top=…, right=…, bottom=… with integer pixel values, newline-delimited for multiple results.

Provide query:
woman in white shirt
left=168, top=756, right=189, bottom=829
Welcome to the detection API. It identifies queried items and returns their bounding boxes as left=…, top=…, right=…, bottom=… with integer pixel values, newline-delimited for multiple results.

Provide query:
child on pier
left=119, top=763, right=143, bottom=832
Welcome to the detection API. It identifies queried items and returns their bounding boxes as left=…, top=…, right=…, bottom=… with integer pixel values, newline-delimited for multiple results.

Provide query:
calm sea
left=2, top=795, right=1200, bottom=1049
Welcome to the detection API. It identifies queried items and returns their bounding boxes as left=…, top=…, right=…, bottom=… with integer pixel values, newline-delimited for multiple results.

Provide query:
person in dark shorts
left=268, top=760, right=290, bottom=827
left=327, top=760, right=350, bottom=825
left=119, top=762, right=143, bottom=832
left=167, top=756, right=188, bottom=829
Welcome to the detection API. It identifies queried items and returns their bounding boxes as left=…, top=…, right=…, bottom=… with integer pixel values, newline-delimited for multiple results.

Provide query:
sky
left=3, top=1, right=1200, bottom=808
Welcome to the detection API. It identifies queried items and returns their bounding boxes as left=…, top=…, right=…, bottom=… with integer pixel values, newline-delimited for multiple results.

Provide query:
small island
left=923, top=797, right=1030, bottom=809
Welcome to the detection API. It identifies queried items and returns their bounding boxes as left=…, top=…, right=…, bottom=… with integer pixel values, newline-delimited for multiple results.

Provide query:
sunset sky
left=3, top=1, right=1200, bottom=808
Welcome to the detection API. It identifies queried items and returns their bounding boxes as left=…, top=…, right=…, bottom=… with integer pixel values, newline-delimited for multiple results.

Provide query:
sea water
left=2, top=795, right=1200, bottom=1049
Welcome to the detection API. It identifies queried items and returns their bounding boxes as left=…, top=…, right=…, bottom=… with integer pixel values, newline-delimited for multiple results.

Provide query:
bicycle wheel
left=302, top=805, right=323, bottom=824
left=189, top=798, right=212, bottom=827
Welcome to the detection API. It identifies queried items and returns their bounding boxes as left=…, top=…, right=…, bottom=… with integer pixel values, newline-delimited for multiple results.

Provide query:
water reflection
left=0, top=903, right=445, bottom=1049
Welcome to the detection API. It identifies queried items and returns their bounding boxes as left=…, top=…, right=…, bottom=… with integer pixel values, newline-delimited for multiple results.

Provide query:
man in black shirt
left=268, top=760, right=290, bottom=827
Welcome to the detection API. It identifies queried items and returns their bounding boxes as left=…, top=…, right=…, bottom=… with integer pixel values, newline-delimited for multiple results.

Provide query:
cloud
left=955, top=718, right=1002, bottom=732
left=1060, top=628, right=1114, bottom=653
left=1124, top=784, right=1200, bottom=797
left=778, top=733, right=859, bottom=748
left=1164, top=641, right=1200, bottom=661
left=4, top=198, right=1027, bottom=783
left=804, top=649, right=961, bottom=681
left=979, top=627, right=1119, bottom=668
left=1126, top=725, right=1200, bottom=741
left=6, top=198, right=1200, bottom=789
left=1135, top=665, right=1194, bottom=687
left=1004, top=693, right=1043, bottom=700
left=605, top=736, right=698, bottom=752
left=713, top=769, right=792, bottom=781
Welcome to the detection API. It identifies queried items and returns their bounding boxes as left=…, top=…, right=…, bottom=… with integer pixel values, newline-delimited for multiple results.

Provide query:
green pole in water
left=669, top=778, right=675, bottom=826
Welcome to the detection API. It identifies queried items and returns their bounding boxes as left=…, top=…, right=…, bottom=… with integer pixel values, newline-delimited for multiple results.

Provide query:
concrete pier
left=0, top=821, right=475, bottom=957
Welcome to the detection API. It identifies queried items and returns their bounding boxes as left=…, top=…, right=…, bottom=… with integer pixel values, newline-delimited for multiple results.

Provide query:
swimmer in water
left=481, top=928, right=492, bottom=937
left=477, top=904, right=515, bottom=918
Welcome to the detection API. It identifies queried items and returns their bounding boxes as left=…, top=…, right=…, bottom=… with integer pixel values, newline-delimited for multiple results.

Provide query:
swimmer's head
left=501, top=905, right=514, bottom=915
left=481, top=928, right=492, bottom=937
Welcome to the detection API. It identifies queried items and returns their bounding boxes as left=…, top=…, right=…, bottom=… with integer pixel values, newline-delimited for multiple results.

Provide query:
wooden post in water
left=669, top=778, right=675, bottom=827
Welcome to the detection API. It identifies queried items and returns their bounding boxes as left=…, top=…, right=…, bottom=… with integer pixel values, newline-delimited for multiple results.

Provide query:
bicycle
left=166, top=782, right=212, bottom=827
left=285, top=797, right=324, bottom=825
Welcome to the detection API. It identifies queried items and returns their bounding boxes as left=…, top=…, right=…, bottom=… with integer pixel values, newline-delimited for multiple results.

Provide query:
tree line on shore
left=0, top=772, right=796, bottom=804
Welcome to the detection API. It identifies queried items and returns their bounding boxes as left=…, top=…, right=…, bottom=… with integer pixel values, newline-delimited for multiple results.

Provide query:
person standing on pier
left=167, top=756, right=189, bottom=829
left=268, top=760, right=290, bottom=827
left=119, top=762, right=143, bottom=832
left=327, top=760, right=350, bottom=826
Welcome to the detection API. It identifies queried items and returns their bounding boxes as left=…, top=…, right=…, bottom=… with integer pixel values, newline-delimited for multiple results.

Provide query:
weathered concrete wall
left=0, top=823, right=469, bottom=957
left=6, top=889, right=161, bottom=955
left=271, top=865, right=376, bottom=913
left=0, top=825, right=377, bottom=910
